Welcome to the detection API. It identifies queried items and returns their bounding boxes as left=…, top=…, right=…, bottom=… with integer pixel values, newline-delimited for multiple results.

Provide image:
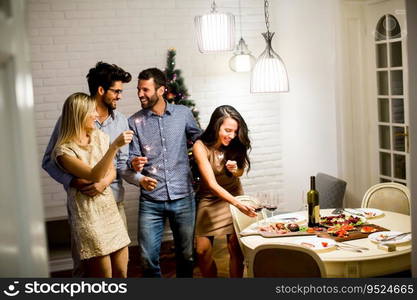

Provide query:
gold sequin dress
left=55, top=129, right=130, bottom=260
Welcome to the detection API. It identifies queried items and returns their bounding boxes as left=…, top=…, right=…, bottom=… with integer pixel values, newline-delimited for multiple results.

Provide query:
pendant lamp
left=251, top=0, right=289, bottom=93
left=195, top=1, right=235, bottom=53
left=229, top=0, right=255, bottom=72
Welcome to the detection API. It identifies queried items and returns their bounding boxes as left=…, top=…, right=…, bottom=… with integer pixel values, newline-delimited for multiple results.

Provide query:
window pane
left=380, top=178, right=391, bottom=183
left=377, top=71, right=388, bottom=95
left=393, top=126, right=405, bottom=151
left=375, top=16, right=387, bottom=41
left=376, top=43, right=387, bottom=68
left=390, top=42, right=402, bottom=67
left=393, top=154, right=406, bottom=179
left=391, top=98, right=404, bottom=123
left=379, top=125, right=391, bottom=149
left=387, top=15, right=401, bottom=39
left=390, top=70, right=403, bottom=95
left=380, top=152, right=391, bottom=176
left=378, top=98, right=389, bottom=122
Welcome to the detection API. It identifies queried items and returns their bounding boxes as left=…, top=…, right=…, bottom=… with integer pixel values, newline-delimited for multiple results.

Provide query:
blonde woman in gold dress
left=53, top=92, right=133, bottom=277
left=193, top=105, right=256, bottom=277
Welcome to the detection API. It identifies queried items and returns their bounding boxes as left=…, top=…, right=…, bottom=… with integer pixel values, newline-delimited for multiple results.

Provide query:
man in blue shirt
left=42, top=62, right=139, bottom=276
left=128, top=68, right=201, bottom=277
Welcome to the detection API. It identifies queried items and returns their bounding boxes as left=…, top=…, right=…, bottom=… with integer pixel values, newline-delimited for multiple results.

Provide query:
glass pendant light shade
left=195, top=1, right=235, bottom=53
left=251, top=32, right=289, bottom=93
left=229, top=38, right=256, bottom=72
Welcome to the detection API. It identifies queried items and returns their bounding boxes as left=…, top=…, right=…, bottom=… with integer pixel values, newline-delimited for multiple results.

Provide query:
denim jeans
left=138, top=194, right=196, bottom=277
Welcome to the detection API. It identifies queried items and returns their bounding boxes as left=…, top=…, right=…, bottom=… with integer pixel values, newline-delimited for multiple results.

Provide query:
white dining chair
left=229, top=195, right=264, bottom=272
left=361, top=182, right=410, bottom=215
left=248, top=243, right=327, bottom=278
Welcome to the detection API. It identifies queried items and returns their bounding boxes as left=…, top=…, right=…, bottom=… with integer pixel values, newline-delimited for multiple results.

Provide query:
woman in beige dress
left=53, top=92, right=133, bottom=277
left=194, top=105, right=256, bottom=277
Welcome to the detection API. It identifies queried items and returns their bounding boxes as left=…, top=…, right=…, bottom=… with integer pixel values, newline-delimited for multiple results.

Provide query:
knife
left=343, top=208, right=366, bottom=217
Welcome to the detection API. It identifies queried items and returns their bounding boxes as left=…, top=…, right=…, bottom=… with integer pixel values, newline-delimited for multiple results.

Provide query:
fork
left=337, top=242, right=369, bottom=251
left=379, top=232, right=411, bottom=242
left=335, top=245, right=362, bottom=253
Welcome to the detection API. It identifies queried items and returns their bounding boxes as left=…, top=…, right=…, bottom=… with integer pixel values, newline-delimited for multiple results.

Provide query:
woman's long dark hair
left=199, top=105, right=251, bottom=174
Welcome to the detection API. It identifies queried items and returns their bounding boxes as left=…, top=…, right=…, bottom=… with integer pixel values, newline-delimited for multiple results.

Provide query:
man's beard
left=104, top=98, right=116, bottom=111
left=140, top=93, right=159, bottom=109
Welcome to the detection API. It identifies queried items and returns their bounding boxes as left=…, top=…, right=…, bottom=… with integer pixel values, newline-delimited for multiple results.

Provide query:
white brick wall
left=27, top=0, right=282, bottom=244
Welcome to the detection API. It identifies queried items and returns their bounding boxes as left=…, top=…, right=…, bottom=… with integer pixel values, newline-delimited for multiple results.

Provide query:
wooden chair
left=361, top=182, right=410, bottom=215
left=248, top=243, right=327, bottom=278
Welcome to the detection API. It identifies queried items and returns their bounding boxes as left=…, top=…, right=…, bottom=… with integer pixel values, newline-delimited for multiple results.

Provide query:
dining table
left=239, top=209, right=411, bottom=278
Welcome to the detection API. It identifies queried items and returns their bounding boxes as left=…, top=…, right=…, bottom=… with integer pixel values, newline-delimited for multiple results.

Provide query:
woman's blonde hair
left=54, top=92, right=96, bottom=156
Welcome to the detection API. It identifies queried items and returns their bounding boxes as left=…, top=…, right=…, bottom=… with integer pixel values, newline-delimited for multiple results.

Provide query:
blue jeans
left=138, top=194, right=196, bottom=277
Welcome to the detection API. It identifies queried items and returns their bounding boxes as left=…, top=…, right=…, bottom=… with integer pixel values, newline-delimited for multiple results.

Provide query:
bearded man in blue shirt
left=128, top=68, right=201, bottom=277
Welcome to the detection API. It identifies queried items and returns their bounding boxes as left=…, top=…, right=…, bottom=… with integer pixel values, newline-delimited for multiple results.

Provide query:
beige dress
left=195, top=142, right=243, bottom=237
left=55, top=129, right=130, bottom=260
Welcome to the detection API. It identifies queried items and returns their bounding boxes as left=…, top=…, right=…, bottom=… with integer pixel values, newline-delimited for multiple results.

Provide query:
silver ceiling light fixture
left=251, top=0, right=289, bottom=93
left=195, top=1, right=235, bottom=53
left=229, top=0, right=255, bottom=72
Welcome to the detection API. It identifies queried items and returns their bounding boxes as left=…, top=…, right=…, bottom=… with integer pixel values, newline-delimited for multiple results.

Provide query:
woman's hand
left=131, top=156, right=148, bottom=172
left=112, top=130, right=134, bottom=148
left=225, top=160, right=238, bottom=174
left=236, top=201, right=257, bottom=217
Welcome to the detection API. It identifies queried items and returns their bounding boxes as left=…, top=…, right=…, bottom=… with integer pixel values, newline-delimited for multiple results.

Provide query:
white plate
left=269, top=213, right=306, bottom=224
left=368, top=231, right=411, bottom=245
left=355, top=208, right=384, bottom=219
left=293, top=237, right=336, bottom=252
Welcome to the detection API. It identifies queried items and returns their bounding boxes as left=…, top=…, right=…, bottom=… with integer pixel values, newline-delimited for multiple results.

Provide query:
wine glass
left=300, top=189, right=307, bottom=217
left=254, top=192, right=266, bottom=227
left=265, top=192, right=278, bottom=220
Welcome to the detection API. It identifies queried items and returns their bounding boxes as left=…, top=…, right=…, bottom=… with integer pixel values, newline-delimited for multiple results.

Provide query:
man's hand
left=80, top=181, right=107, bottom=197
left=131, top=156, right=148, bottom=172
left=139, top=176, right=158, bottom=191
left=70, top=178, right=92, bottom=189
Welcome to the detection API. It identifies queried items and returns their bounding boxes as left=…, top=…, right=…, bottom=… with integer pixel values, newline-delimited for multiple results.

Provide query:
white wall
left=271, top=0, right=341, bottom=211
left=27, top=0, right=283, bottom=244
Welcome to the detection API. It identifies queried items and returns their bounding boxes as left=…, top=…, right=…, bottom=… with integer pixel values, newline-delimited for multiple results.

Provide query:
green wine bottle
left=307, top=176, right=320, bottom=227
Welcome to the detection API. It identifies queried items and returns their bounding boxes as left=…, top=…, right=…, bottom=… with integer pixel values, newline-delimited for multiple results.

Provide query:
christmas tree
left=164, top=48, right=200, bottom=125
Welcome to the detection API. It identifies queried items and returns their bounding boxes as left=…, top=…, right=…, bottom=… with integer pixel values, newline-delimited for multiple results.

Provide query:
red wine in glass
left=265, top=205, right=277, bottom=211
left=254, top=206, right=263, bottom=213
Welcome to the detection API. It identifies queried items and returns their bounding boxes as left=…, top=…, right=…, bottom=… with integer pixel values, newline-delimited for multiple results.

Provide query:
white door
left=0, top=0, right=48, bottom=276
left=365, top=0, right=409, bottom=186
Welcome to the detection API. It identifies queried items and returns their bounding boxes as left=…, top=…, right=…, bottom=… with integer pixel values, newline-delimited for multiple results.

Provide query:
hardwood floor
left=51, top=236, right=230, bottom=278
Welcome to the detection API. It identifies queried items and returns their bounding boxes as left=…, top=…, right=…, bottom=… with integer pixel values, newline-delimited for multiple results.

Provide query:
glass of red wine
left=254, top=204, right=264, bottom=227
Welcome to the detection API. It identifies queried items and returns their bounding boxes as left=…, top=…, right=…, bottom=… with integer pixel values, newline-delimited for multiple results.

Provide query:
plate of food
left=270, top=213, right=306, bottom=224
left=355, top=208, right=384, bottom=219
left=320, top=214, right=366, bottom=228
left=293, top=237, right=336, bottom=252
left=368, top=231, right=412, bottom=245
